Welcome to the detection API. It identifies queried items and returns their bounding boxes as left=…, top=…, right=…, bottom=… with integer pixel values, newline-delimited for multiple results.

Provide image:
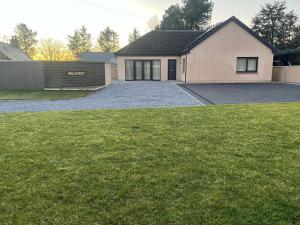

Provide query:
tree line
left=157, top=0, right=300, bottom=49
left=9, top=24, right=141, bottom=60
left=3, top=0, right=300, bottom=61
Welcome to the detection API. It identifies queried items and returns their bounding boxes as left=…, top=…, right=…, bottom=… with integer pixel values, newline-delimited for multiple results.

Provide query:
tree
left=147, top=15, right=160, bottom=31
left=34, top=38, right=75, bottom=61
left=159, top=0, right=214, bottom=31
left=97, top=27, right=120, bottom=52
left=14, top=23, right=38, bottom=57
left=292, top=26, right=300, bottom=48
left=67, top=26, right=92, bottom=58
left=252, top=0, right=299, bottom=49
left=182, top=0, right=214, bottom=30
left=160, top=5, right=185, bottom=30
left=128, top=28, right=141, bottom=43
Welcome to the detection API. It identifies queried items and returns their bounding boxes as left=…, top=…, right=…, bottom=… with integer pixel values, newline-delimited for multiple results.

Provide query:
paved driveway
left=180, top=83, right=300, bottom=105
left=0, top=81, right=201, bottom=113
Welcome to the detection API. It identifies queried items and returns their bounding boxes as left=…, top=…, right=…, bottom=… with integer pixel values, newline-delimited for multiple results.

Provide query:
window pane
left=144, top=61, right=151, bottom=80
left=183, top=58, right=186, bottom=73
left=237, top=58, right=247, bottom=72
left=125, top=60, right=134, bottom=80
left=136, top=61, right=142, bottom=80
left=152, top=60, right=161, bottom=80
left=247, top=59, right=257, bottom=71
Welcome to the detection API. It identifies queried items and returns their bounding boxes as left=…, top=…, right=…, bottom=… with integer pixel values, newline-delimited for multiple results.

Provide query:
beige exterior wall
left=186, top=21, right=274, bottom=83
left=104, top=63, right=112, bottom=86
left=117, top=56, right=182, bottom=81
left=116, top=21, right=274, bottom=83
left=111, top=64, right=118, bottom=80
left=273, top=66, right=300, bottom=83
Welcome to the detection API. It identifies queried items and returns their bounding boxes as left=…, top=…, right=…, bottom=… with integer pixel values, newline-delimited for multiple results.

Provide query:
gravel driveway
left=0, top=81, right=201, bottom=113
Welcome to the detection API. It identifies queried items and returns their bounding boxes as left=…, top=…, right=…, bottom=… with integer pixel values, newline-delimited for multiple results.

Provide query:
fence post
left=105, top=63, right=112, bottom=86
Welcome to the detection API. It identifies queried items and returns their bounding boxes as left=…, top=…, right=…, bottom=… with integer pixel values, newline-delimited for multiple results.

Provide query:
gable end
left=181, top=16, right=277, bottom=54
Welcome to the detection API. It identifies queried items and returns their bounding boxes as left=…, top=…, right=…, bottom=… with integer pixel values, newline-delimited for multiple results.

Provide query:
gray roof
left=80, top=52, right=117, bottom=64
left=0, top=42, right=31, bottom=61
left=115, top=16, right=277, bottom=56
left=115, top=30, right=204, bottom=56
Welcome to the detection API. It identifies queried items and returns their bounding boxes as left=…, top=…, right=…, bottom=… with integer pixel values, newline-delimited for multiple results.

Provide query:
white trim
left=175, top=83, right=206, bottom=106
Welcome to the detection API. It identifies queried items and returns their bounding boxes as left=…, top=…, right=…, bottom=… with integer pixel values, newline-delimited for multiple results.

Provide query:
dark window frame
left=236, top=57, right=259, bottom=73
left=125, top=59, right=161, bottom=81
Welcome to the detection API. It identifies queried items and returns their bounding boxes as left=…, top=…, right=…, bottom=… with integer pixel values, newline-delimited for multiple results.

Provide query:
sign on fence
left=67, top=71, right=87, bottom=76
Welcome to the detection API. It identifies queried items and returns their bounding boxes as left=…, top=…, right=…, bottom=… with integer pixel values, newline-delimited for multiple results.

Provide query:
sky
left=1, top=0, right=300, bottom=47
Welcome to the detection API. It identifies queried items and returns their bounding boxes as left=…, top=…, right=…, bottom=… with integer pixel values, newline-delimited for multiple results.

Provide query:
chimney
left=10, top=36, right=19, bottom=48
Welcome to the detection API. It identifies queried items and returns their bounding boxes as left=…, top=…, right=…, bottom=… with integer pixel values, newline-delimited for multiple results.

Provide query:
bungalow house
left=115, top=16, right=276, bottom=83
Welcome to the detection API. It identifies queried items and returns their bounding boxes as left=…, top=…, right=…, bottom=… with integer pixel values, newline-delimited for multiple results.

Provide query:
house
left=115, top=16, right=276, bottom=83
left=0, top=36, right=31, bottom=61
left=80, top=52, right=117, bottom=64
left=274, top=48, right=300, bottom=66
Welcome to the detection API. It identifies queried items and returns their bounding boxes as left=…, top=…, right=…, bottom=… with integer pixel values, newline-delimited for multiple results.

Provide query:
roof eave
left=115, top=53, right=182, bottom=57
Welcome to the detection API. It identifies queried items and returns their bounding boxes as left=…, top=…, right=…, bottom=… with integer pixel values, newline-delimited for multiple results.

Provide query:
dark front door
left=168, top=59, right=177, bottom=80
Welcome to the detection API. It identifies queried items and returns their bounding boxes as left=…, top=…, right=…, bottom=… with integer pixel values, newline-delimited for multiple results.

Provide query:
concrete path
left=0, top=81, right=202, bottom=113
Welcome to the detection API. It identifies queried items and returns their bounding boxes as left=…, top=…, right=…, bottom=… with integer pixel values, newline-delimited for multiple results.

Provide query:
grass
left=0, top=90, right=91, bottom=100
left=0, top=104, right=299, bottom=225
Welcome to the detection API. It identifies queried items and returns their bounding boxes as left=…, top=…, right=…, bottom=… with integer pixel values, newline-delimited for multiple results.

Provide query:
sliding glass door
left=125, top=60, right=161, bottom=81
left=144, top=61, right=151, bottom=80
left=152, top=61, right=161, bottom=81
left=125, top=61, right=134, bottom=80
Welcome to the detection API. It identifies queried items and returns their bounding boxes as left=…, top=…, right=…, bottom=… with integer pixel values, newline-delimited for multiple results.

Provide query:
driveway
left=180, top=83, right=300, bottom=105
left=0, top=81, right=201, bottom=113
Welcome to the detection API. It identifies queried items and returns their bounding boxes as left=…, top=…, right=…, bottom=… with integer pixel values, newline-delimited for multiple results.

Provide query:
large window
left=135, top=61, right=143, bottom=80
left=152, top=61, right=161, bottom=80
left=125, top=60, right=161, bottom=80
left=236, top=57, right=258, bottom=73
left=144, top=61, right=151, bottom=80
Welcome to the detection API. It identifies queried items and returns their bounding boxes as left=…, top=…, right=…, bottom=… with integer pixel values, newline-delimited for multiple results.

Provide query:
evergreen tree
left=68, top=26, right=92, bottom=58
left=14, top=23, right=38, bottom=57
left=128, top=28, right=141, bottom=43
left=252, top=1, right=299, bottom=49
left=97, top=27, right=120, bottom=52
left=159, top=0, right=214, bottom=31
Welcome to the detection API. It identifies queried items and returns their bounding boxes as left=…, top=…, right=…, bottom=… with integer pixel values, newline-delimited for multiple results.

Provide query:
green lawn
left=0, top=90, right=91, bottom=100
left=0, top=104, right=299, bottom=225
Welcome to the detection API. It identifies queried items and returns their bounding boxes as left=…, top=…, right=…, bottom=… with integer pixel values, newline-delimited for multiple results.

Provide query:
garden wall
left=111, top=64, right=118, bottom=80
left=0, top=61, right=108, bottom=90
left=273, top=66, right=300, bottom=83
left=0, top=61, right=44, bottom=90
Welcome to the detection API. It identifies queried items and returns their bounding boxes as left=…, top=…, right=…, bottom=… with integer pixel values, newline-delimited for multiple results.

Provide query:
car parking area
left=179, top=83, right=300, bottom=105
